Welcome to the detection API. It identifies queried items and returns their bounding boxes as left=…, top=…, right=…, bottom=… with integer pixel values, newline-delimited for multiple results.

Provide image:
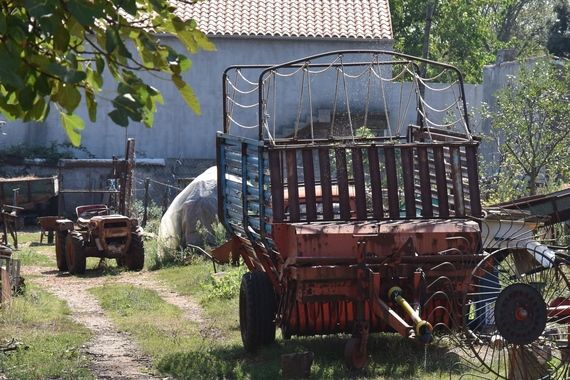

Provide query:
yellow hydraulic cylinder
left=388, top=286, right=433, bottom=344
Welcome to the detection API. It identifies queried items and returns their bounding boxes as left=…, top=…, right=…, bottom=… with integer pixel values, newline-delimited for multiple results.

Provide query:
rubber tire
left=124, top=230, right=144, bottom=271
left=66, top=232, right=86, bottom=275
left=344, top=337, right=368, bottom=369
left=239, top=271, right=277, bottom=352
left=116, top=256, right=125, bottom=267
left=55, top=231, right=68, bottom=271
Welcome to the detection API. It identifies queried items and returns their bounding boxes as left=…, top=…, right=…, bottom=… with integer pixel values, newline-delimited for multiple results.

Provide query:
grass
left=153, top=260, right=464, bottom=379
left=9, top=228, right=467, bottom=379
left=11, top=246, right=55, bottom=267
left=10, top=231, right=56, bottom=267
left=0, top=284, right=92, bottom=379
left=12, top=230, right=136, bottom=276
left=89, top=285, right=204, bottom=366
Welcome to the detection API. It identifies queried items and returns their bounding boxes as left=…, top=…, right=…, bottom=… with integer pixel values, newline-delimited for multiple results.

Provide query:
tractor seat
left=76, top=204, right=109, bottom=226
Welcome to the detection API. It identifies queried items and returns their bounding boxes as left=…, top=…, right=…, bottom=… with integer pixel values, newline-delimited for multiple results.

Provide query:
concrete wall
left=479, top=58, right=534, bottom=161
left=0, top=37, right=392, bottom=160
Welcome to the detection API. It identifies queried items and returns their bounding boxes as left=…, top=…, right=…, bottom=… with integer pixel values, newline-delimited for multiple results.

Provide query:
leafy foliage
left=547, top=0, right=570, bottom=58
left=0, top=1, right=214, bottom=145
left=0, top=142, right=85, bottom=164
left=486, top=59, right=570, bottom=201
left=390, top=0, right=555, bottom=82
left=201, top=265, right=247, bottom=302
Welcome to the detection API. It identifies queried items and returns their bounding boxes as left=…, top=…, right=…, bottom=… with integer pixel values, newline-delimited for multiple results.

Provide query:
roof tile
left=174, top=0, right=392, bottom=40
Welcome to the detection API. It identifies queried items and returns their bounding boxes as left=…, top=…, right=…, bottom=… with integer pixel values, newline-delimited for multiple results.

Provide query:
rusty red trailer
left=215, top=51, right=570, bottom=377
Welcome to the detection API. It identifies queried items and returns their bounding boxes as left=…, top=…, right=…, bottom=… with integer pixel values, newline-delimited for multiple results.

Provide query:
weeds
left=0, top=285, right=92, bottom=379
left=149, top=218, right=228, bottom=270
left=131, top=199, right=163, bottom=235
left=90, top=284, right=202, bottom=369
left=201, top=265, right=247, bottom=302
left=12, top=247, right=54, bottom=267
left=195, top=218, right=227, bottom=250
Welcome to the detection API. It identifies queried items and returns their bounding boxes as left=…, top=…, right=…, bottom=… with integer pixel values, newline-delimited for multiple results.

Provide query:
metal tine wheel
left=463, top=247, right=570, bottom=379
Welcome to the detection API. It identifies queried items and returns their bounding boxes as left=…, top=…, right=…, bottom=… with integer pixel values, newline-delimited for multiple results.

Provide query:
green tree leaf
left=486, top=60, right=570, bottom=200
left=17, top=86, right=36, bottom=110
left=0, top=12, right=6, bottom=34
left=85, top=88, right=97, bottom=122
left=172, top=74, right=200, bottom=115
left=57, top=84, right=81, bottom=113
left=60, top=112, right=85, bottom=147
left=108, top=109, right=129, bottom=127
left=54, top=22, right=71, bottom=52
left=67, top=0, right=102, bottom=26
left=0, top=47, right=24, bottom=89
left=118, top=0, right=138, bottom=15
left=0, top=1, right=209, bottom=144
left=105, top=28, right=119, bottom=53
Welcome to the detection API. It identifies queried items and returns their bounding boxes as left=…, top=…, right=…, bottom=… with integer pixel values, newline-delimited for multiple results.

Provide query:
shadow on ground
left=157, top=334, right=463, bottom=380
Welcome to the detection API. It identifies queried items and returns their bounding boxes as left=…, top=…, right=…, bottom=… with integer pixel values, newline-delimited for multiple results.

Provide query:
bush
left=201, top=265, right=247, bottom=302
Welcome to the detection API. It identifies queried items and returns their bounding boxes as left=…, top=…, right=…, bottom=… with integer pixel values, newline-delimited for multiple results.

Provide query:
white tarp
left=158, top=166, right=218, bottom=254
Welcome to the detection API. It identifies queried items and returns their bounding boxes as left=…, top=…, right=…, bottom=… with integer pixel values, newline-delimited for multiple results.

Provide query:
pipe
left=388, top=286, right=433, bottom=344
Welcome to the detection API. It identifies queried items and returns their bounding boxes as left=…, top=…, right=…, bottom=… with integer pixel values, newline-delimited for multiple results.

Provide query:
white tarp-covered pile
left=158, top=166, right=219, bottom=255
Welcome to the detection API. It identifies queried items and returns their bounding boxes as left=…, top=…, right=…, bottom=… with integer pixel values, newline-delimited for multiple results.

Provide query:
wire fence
left=133, top=176, right=190, bottom=227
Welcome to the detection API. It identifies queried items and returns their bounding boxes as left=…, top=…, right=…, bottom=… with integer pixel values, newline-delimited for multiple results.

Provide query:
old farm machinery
left=215, top=51, right=570, bottom=378
left=55, top=138, right=144, bottom=275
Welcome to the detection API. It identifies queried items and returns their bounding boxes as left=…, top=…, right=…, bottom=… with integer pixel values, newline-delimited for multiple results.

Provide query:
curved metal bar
left=255, top=50, right=471, bottom=140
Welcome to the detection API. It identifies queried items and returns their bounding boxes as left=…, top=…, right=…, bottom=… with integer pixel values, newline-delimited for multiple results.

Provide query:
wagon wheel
left=125, top=229, right=144, bottom=271
left=239, top=271, right=277, bottom=352
left=66, top=232, right=86, bottom=275
left=463, top=248, right=570, bottom=379
left=55, top=231, right=68, bottom=271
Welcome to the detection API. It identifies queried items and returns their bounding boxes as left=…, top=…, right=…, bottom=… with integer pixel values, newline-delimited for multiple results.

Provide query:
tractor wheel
left=344, top=337, right=368, bottom=370
left=116, top=256, right=125, bottom=267
left=125, top=230, right=144, bottom=271
left=239, top=271, right=277, bottom=352
left=66, top=232, right=86, bottom=275
left=462, top=248, right=570, bottom=379
left=55, top=231, right=68, bottom=271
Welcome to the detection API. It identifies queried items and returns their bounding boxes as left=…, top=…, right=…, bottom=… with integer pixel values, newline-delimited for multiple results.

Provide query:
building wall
left=0, top=37, right=392, bottom=160
left=480, top=58, right=531, bottom=161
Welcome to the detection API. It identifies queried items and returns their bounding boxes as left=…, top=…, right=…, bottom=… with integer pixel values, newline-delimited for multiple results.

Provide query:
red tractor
left=55, top=204, right=144, bottom=274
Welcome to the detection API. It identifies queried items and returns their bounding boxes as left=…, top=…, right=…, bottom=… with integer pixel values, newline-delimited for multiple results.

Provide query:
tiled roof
left=175, top=0, right=392, bottom=40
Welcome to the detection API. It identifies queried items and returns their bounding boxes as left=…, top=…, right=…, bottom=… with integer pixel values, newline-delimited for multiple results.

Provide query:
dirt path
left=23, top=265, right=211, bottom=379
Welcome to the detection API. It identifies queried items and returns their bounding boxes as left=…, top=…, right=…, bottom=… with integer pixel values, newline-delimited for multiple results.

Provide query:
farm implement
left=55, top=138, right=144, bottom=275
left=215, top=50, right=570, bottom=378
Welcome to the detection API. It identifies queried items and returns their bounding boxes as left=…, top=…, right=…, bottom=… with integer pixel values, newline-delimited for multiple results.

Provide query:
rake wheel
left=463, top=248, right=570, bottom=379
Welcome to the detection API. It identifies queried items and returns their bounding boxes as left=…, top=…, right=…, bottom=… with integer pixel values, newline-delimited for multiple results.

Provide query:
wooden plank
left=351, top=147, right=367, bottom=220
left=335, top=148, right=351, bottom=221
left=0, top=267, right=10, bottom=304
left=433, top=146, right=449, bottom=218
left=302, top=149, right=318, bottom=222
left=418, top=147, right=433, bottom=217
left=318, top=148, right=334, bottom=220
left=401, top=146, right=416, bottom=218
left=465, top=145, right=482, bottom=217
left=268, top=150, right=284, bottom=222
left=449, top=146, right=465, bottom=217
left=286, top=149, right=300, bottom=222
left=368, top=146, right=384, bottom=220
left=384, top=146, right=400, bottom=219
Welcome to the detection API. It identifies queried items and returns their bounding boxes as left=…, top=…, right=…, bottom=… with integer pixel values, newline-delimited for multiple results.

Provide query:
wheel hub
left=494, top=283, right=547, bottom=345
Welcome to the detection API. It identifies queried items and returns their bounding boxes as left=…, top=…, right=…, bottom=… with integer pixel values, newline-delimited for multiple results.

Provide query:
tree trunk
left=528, top=172, right=537, bottom=196
left=418, top=1, right=437, bottom=127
